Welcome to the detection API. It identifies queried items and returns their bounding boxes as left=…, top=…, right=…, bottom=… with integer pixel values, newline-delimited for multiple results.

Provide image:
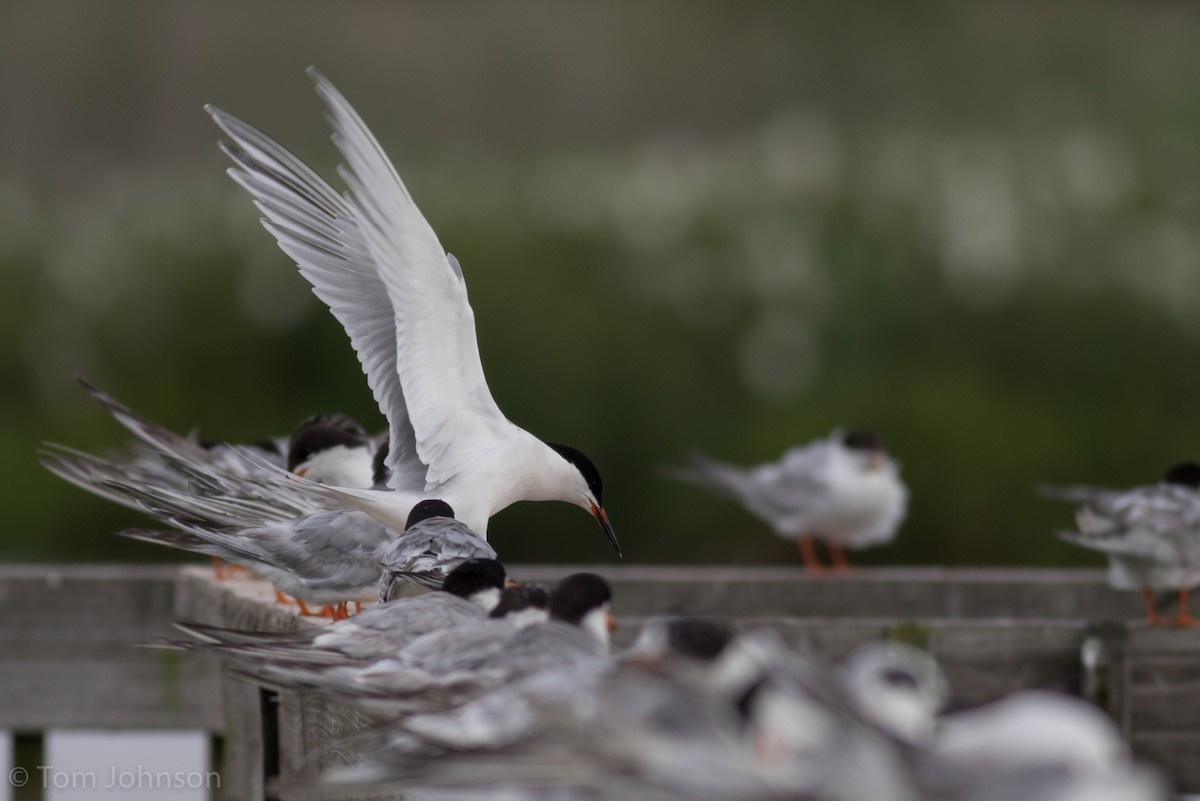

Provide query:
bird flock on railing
left=38, top=69, right=1195, bottom=799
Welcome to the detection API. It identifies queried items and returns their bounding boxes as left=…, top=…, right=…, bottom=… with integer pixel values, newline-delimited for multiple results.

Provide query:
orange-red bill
left=590, top=502, right=621, bottom=557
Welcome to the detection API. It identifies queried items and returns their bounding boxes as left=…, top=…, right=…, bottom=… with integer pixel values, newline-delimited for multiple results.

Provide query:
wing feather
left=207, top=103, right=424, bottom=483
left=309, top=70, right=509, bottom=489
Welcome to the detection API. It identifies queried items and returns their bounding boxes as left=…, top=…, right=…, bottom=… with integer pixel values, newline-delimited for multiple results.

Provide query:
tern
left=1040, top=461, right=1200, bottom=626
left=208, top=70, right=620, bottom=555
left=220, top=584, right=553, bottom=715
left=377, top=499, right=498, bottom=601
left=924, top=690, right=1166, bottom=801
left=171, top=558, right=509, bottom=664
left=667, top=428, right=907, bottom=574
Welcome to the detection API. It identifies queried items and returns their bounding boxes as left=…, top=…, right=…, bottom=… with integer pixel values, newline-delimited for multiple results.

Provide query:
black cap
left=286, top=415, right=370, bottom=471
left=440, top=558, right=506, bottom=599
left=1163, top=461, right=1200, bottom=488
left=842, top=429, right=884, bottom=452
left=661, top=617, right=734, bottom=662
left=405, top=499, right=455, bottom=529
left=489, top=584, right=550, bottom=619
left=549, top=573, right=612, bottom=624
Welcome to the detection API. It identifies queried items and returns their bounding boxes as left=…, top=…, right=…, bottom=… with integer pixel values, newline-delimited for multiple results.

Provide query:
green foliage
left=7, top=4, right=1200, bottom=568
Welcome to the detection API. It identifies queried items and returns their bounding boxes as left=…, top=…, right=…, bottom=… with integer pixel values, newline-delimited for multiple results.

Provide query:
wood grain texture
left=0, top=565, right=221, bottom=731
left=508, top=565, right=1146, bottom=619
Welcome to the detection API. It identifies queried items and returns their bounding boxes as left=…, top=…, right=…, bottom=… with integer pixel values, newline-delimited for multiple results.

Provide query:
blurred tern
left=1040, top=461, right=1200, bottom=626
left=837, top=640, right=948, bottom=745
left=223, top=584, right=552, bottom=712
left=208, top=69, right=620, bottom=555
left=668, top=428, right=907, bottom=574
left=922, top=691, right=1166, bottom=801
left=365, top=572, right=615, bottom=750
left=377, top=499, right=497, bottom=601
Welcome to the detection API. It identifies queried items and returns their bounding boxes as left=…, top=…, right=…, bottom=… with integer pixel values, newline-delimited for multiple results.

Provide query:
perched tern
left=1040, top=461, right=1200, bottom=626
left=285, top=412, right=377, bottom=488
left=218, top=584, right=552, bottom=712
left=172, top=557, right=508, bottom=663
left=362, top=572, right=616, bottom=751
left=121, top=507, right=392, bottom=618
left=377, top=499, right=497, bottom=601
left=208, top=70, right=620, bottom=555
left=40, top=378, right=382, bottom=580
left=43, top=377, right=375, bottom=491
left=668, top=428, right=907, bottom=574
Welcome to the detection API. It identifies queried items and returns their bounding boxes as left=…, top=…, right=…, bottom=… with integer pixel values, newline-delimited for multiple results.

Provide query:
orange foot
left=797, top=537, right=828, bottom=577
left=295, top=599, right=327, bottom=617
left=1142, top=587, right=1169, bottom=626
left=829, top=542, right=854, bottom=574
left=1174, top=589, right=1200, bottom=627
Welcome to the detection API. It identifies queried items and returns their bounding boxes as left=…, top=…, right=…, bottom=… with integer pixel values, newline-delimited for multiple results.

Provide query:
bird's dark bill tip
left=591, top=502, right=622, bottom=557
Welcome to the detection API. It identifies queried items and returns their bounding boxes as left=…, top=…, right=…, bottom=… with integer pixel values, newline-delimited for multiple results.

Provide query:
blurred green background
left=5, top=1, right=1200, bottom=568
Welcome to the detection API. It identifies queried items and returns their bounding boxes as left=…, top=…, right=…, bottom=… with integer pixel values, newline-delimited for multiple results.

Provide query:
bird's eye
left=881, top=668, right=920, bottom=689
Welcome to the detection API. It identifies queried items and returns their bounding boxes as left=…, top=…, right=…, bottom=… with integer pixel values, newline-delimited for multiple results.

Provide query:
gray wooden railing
left=2, top=564, right=1199, bottom=799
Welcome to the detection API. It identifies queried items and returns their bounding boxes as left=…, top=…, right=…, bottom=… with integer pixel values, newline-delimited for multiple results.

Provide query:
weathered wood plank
left=509, top=565, right=1148, bottom=620
left=0, top=565, right=222, bottom=731
left=172, top=569, right=401, bottom=800
left=173, top=567, right=321, bottom=801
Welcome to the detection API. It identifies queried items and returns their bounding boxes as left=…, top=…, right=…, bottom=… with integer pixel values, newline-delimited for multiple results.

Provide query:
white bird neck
left=295, top=445, right=374, bottom=488
left=502, top=434, right=586, bottom=507
left=580, top=604, right=611, bottom=649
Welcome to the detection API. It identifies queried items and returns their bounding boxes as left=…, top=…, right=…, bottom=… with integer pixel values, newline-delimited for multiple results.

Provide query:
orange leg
left=210, top=556, right=227, bottom=581
left=295, top=599, right=318, bottom=617
left=828, top=543, right=853, bottom=574
left=1141, top=587, right=1168, bottom=626
left=797, top=536, right=826, bottom=576
left=1175, top=588, right=1200, bottom=627
left=352, top=601, right=363, bottom=615
left=331, top=602, right=350, bottom=621
left=274, top=589, right=290, bottom=605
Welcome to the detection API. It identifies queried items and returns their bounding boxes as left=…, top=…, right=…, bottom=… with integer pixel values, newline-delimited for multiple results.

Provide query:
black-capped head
left=1163, top=461, right=1200, bottom=488
left=842, top=429, right=884, bottom=453
left=372, top=439, right=391, bottom=487
left=286, top=416, right=370, bottom=471
left=405, top=499, right=455, bottom=529
left=547, top=442, right=604, bottom=504
left=662, top=617, right=735, bottom=662
left=440, top=558, right=507, bottom=600
left=549, top=572, right=612, bottom=624
left=546, top=442, right=621, bottom=557
left=489, top=583, right=551, bottom=619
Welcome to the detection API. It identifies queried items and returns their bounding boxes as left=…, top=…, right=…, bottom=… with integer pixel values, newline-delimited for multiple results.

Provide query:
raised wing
left=310, top=70, right=510, bottom=489
left=207, top=101, right=424, bottom=485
